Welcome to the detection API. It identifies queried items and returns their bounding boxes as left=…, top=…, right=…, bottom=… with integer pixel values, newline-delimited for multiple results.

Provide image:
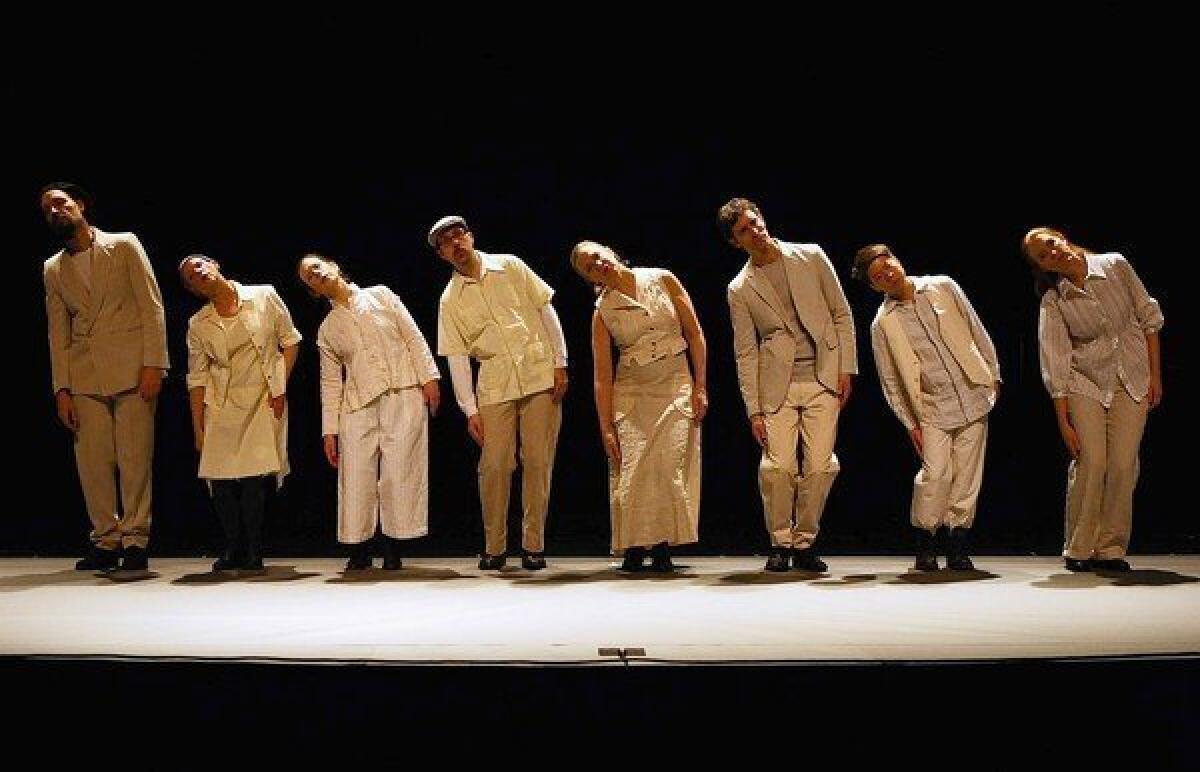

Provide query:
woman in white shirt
left=570, top=241, right=707, bottom=573
left=298, top=254, right=441, bottom=571
left=1023, top=227, right=1164, bottom=573
left=180, top=255, right=301, bottom=573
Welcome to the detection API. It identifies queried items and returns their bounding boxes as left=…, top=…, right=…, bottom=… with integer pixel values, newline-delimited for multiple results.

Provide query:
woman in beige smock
left=180, top=255, right=301, bottom=573
left=571, top=241, right=707, bottom=572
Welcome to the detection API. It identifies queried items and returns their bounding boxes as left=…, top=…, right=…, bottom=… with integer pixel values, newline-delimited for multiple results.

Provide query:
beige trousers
left=337, top=387, right=429, bottom=544
left=477, top=390, right=562, bottom=555
left=760, top=380, right=840, bottom=550
left=911, top=417, right=988, bottom=531
left=72, top=391, right=156, bottom=550
left=1063, top=391, right=1148, bottom=560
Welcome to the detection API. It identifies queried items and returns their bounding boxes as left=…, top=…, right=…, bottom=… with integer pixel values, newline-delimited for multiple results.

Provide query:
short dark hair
left=716, top=197, right=763, bottom=246
left=39, top=181, right=94, bottom=213
left=851, top=244, right=893, bottom=283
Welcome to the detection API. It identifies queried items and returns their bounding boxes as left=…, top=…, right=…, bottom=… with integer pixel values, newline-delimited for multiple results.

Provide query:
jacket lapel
left=744, top=260, right=791, bottom=331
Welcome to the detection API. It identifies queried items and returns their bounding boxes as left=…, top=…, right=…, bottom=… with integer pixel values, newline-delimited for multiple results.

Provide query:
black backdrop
left=8, top=23, right=1191, bottom=557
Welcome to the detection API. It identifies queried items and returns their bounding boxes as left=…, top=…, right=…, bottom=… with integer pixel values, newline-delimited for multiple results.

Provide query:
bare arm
left=663, top=272, right=707, bottom=422
left=591, top=311, right=620, bottom=463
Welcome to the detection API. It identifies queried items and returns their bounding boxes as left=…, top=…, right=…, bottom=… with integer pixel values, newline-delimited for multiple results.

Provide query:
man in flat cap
left=41, top=182, right=169, bottom=572
left=431, top=216, right=568, bottom=571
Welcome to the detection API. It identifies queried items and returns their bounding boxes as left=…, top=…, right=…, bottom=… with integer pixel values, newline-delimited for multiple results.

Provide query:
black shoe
left=521, top=552, right=547, bottom=571
left=345, top=554, right=372, bottom=571
left=649, top=542, right=675, bottom=573
left=619, top=547, right=647, bottom=573
left=1092, top=558, right=1132, bottom=572
left=212, top=554, right=240, bottom=572
left=75, top=546, right=121, bottom=571
left=117, top=546, right=148, bottom=572
left=1064, top=558, right=1093, bottom=572
left=478, top=554, right=506, bottom=571
left=914, top=528, right=939, bottom=571
left=381, top=538, right=403, bottom=570
left=241, top=556, right=265, bottom=573
left=945, top=528, right=974, bottom=571
left=765, top=548, right=791, bottom=572
left=792, top=548, right=828, bottom=573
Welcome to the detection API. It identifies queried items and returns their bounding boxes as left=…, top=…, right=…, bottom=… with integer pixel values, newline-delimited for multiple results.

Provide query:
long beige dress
left=598, top=267, right=701, bottom=552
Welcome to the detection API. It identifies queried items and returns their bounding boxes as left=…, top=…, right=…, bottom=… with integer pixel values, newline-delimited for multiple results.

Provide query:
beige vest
left=875, top=278, right=993, bottom=423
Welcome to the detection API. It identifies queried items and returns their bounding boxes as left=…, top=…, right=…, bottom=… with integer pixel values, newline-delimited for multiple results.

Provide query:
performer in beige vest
left=298, top=254, right=441, bottom=571
left=570, top=242, right=706, bottom=572
left=1023, top=227, right=1164, bottom=573
left=853, top=245, right=1000, bottom=571
left=41, top=183, right=168, bottom=572
left=719, top=198, right=857, bottom=572
left=181, top=255, right=301, bottom=573
left=431, top=216, right=568, bottom=571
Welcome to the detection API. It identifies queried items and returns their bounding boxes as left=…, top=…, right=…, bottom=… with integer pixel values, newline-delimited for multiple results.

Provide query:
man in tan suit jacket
left=720, top=198, right=857, bottom=573
left=41, top=183, right=169, bottom=572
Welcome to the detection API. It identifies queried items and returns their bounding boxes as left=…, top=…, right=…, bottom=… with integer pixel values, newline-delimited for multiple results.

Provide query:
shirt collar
left=1057, top=254, right=1107, bottom=295
left=881, top=275, right=931, bottom=314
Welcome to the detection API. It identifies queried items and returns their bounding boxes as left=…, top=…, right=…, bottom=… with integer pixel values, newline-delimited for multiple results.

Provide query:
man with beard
left=431, top=215, right=568, bottom=571
left=40, top=183, right=169, bottom=572
left=719, top=198, right=857, bottom=573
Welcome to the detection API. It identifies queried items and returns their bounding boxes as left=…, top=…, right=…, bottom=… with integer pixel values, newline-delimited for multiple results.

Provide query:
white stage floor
left=2, top=557, right=1198, bottom=664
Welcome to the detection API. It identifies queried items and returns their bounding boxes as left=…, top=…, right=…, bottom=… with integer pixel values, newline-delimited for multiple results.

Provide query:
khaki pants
left=759, top=380, right=840, bottom=550
left=72, top=391, right=156, bottom=550
left=1063, top=391, right=1148, bottom=560
left=337, top=388, right=429, bottom=544
left=911, top=417, right=988, bottom=531
left=477, top=390, right=561, bottom=555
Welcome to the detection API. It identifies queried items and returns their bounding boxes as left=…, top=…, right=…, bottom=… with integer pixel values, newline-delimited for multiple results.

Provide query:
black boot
left=914, top=528, right=939, bottom=571
left=118, top=545, right=149, bottom=572
left=620, top=546, right=647, bottom=573
left=345, top=541, right=372, bottom=571
left=76, top=545, right=121, bottom=572
left=649, top=542, right=675, bottom=573
left=381, top=537, right=403, bottom=571
left=792, top=547, right=828, bottom=573
left=764, top=547, right=790, bottom=572
left=946, top=527, right=975, bottom=571
left=521, top=551, right=547, bottom=571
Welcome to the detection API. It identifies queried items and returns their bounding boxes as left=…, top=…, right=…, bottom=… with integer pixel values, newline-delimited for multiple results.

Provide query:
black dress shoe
left=118, top=546, right=148, bottom=572
left=945, top=528, right=974, bottom=571
left=212, top=554, right=240, bottom=572
left=619, top=547, right=647, bottom=572
left=521, top=552, right=547, bottom=571
left=241, top=557, right=265, bottom=573
left=765, top=549, right=790, bottom=572
left=914, top=528, right=939, bottom=571
left=76, top=546, right=121, bottom=572
left=792, top=548, right=828, bottom=573
left=1092, top=558, right=1132, bottom=572
left=478, top=554, right=506, bottom=571
left=649, top=542, right=675, bottom=573
left=345, top=554, right=373, bottom=571
left=381, top=538, right=403, bottom=570
left=1064, top=558, right=1093, bottom=572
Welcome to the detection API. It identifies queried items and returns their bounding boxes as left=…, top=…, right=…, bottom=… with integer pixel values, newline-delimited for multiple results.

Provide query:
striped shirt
left=1038, top=253, right=1164, bottom=408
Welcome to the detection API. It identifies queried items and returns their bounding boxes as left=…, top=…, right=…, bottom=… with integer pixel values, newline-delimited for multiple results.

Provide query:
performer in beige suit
left=571, top=242, right=706, bottom=573
left=181, top=255, right=301, bottom=573
left=41, top=183, right=168, bottom=572
left=432, top=216, right=569, bottom=571
left=719, top=198, right=857, bottom=573
left=853, top=245, right=1001, bottom=572
left=298, top=254, right=441, bottom=571
left=1023, top=227, right=1164, bottom=573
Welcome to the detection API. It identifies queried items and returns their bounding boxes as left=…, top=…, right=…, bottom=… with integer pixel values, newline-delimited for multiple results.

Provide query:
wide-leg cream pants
left=911, top=417, right=988, bottom=531
left=73, top=391, right=156, bottom=550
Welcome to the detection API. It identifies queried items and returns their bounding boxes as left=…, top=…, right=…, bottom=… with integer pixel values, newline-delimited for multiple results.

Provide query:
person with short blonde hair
left=297, top=253, right=441, bottom=571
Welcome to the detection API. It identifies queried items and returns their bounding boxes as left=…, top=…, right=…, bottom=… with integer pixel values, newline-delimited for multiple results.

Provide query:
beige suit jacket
left=727, top=241, right=857, bottom=417
left=43, top=229, right=170, bottom=397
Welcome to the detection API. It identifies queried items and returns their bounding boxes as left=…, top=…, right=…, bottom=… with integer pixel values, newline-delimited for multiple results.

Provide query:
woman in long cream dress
left=571, top=241, right=707, bottom=572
